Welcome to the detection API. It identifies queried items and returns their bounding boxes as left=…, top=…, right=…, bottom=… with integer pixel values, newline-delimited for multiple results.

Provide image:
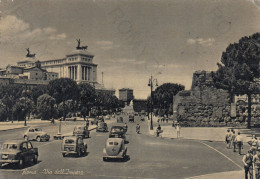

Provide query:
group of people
left=225, top=129, right=243, bottom=155
left=157, top=117, right=169, bottom=123
left=242, top=134, right=260, bottom=179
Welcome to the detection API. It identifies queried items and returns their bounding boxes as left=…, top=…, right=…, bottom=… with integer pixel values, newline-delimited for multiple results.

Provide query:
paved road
left=0, top=115, right=244, bottom=179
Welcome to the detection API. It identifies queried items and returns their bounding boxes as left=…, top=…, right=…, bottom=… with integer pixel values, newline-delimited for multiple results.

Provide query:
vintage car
left=23, top=127, right=50, bottom=142
left=96, top=122, right=108, bottom=132
left=61, top=136, right=87, bottom=157
left=91, top=117, right=104, bottom=125
left=0, top=140, right=38, bottom=169
left=129, top=115, right=134, bottom=122
left=73, top=125, right=90, bottom=138
left=104, top=115, right=111, bottom=120
left=117, top=117, right=124, bottom=123
left=109, top=126, right=126, bottom=140
left=103, top=138, right=127, bottom=161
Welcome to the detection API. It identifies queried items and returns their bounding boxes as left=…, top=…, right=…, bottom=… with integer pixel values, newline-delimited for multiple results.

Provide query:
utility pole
left=148, top=75, right=158, bottom=130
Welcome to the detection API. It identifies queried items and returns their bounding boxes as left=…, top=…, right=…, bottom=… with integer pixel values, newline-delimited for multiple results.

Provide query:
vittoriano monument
left=76, top=39, right=88, bottom=50
left=26, top=48, right=36, bottom=58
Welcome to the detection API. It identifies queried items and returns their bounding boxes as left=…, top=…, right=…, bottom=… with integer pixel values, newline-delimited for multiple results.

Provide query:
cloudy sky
left=0, top=0, right=260, bottom=99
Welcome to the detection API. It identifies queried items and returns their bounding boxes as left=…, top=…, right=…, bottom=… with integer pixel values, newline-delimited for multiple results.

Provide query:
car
left=109, top=126, right=126, bottom=141
left=0, top=140, right=38, bottom=169
left=129, top=115, right=134, bottom=122
left=117, top=117, right=124, bottom=123
left=23, top=127, right=50, bottom=142
left=103, top=138, right=127, bottom=161
left=73, top=125, right=90, bottom=138
left=91, top=117, right=104, bottom=125
left=104, top=115, right=111, bottom=120
left=96, top=122, right=108, bottom=132
left=61, top=136, right=87, bottom=157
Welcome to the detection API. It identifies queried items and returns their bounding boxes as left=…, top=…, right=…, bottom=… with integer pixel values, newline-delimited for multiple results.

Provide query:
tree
left=48, top=78, right=79, bottom=104
left=214, top=32, right=260, bottom=128
left=37, top=94, right=56, bottom=120
left=151, top=83, right=185, bottom=116
left=48, top=78, right=79, bottom=120
left=78, top=83, right=96, bottom=120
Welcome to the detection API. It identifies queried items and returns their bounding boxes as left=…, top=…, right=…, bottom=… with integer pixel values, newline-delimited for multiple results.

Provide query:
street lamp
left=148, top=75, right=158, bottom=130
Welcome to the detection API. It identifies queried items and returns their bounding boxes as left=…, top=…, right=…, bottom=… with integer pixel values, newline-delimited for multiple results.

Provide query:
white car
left=23, top=127, right=50, bottom=142
left=105, top=115, right=111, bottom=120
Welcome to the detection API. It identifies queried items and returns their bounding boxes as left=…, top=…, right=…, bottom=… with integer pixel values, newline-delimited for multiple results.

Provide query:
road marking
left=199, top=141, right=243, bottom=170
left=185, top=170, right=243, bottom=179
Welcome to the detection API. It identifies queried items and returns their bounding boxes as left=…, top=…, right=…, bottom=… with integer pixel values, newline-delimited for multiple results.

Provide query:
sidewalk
left=0, top=119, right=50, bottom=131
left=186, top=170, right=244, bottom=179
left=148, top=117, right=252, bottom=143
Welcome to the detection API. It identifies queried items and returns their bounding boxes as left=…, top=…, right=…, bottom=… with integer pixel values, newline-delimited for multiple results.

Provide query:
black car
left=129, top=115, right=134, bottom=122
left=109, top=126, right=126, bottom=140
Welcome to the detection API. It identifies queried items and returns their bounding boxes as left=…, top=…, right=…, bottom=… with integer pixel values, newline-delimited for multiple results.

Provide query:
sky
left=0, top=0, right=260, bottom=99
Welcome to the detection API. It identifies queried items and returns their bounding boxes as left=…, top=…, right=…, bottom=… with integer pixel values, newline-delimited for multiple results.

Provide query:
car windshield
left=35, top=128, right=42, bottom=131
left=64, top=139, right=75, bottom=144
left=108, top=141, right=119, bottom=145
left=2, top=144, right=18, bottom=150
left=111, top=128, right=122, bottom=132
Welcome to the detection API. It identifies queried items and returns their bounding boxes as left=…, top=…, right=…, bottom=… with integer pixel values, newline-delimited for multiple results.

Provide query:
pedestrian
left=234, top=132, right=243, bottom=155
left=157, top=118, right=160, bottom=123
left=225, top=129, right=231, bottom=149
left=231, top=130, right=237, bottom=152
left=248, top=135, right=258, bottom=155
left=253, top=150, right=260, bottom=179
left=242, top=150, right=253, bottom=179
left=86, top=119, right=89, bottom=130
left=166, top=118, right=168, bottom=123
left=176, top=123, right=181, bottom=138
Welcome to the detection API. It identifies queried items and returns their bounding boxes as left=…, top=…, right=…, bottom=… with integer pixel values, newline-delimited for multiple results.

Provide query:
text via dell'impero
left=22, top=169, right=84, bottom=176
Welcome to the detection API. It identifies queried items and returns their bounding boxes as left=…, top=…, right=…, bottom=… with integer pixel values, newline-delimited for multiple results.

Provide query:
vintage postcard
left=0, top=0, right=260, bottom=179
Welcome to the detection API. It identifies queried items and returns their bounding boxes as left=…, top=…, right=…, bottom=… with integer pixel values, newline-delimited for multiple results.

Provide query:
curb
left=0, top=126, right=28, bottom=132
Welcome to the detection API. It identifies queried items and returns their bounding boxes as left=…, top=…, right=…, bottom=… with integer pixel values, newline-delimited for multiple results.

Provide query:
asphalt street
left=0, top=115, right=244, bottom=179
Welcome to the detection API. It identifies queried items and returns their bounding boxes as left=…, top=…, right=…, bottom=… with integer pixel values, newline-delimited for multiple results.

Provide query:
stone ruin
left=173, top=70, right=231, bottom=126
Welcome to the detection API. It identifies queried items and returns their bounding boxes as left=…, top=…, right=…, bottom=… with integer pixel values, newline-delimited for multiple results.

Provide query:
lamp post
left=148, top=75, right=158, bottom=130
left=24, top=83, right=27, bottom=126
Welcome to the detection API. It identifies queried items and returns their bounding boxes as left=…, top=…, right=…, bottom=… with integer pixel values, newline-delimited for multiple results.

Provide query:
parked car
left=117, top=117, right=124, bottom=123
left=61, top=136, right=87, bottom=157
left=103, top=138, right=127, bottom=161
left=0, top=140, right=38, bottom=169
left=23, top=127, right=50, bottom=142
left=129, top=115, right=134, bottom=122
left=104, top=115, right=111, bottom=120
left=73, top=125, right=90, bottom=138
left=96, top=122, right=108, bottom=132
left=109, top=126, right=126, bottom=140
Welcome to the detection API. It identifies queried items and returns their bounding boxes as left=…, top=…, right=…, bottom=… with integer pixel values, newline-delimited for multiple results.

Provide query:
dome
left=66, top=49, right=94, bottom=57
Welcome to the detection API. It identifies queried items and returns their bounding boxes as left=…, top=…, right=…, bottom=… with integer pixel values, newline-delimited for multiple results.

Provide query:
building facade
left=119, top=88, right=134, bottom=105
left=17, top=49, right=98, bottom=85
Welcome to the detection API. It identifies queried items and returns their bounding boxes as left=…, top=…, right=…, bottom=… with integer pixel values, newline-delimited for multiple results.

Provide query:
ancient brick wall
left=175, top=71, right=231, bottom=123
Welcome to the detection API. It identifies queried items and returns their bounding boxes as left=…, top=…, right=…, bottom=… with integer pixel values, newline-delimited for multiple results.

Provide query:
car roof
left=106, top=138, right=123, bottom=143
left=111, top=126, right=124, bottom=129
left=3, top=140, right=27, bottom=145
left=63, top=136, right=78, bottom=140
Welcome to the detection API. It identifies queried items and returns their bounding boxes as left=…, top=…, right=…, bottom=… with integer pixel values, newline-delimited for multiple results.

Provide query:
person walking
left=248, top=135, right=258, bottom=155
left=225, top=129, right=231, bottom=149
left=231, top=130, right=237, bottom=152
left=234, top=132, right=243, bottom=155
left=176, top=123, right=181, bottom=139
left=242, top=150, right=253, bottom=179
left=253, top=150, right=260, bottom=179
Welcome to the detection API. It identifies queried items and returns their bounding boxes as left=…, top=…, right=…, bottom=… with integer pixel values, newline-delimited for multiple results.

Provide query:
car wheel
left=62, top=153, right=66, bottom=157
left=103, top=157, right=107, bottom=162
left=33, top=155, right=38, bottom=164
left=24, top=136, right=28, bottom=141
left=36, top=136, right=41, bottom=142
left=18, top=159, right=24, bottom=169
left=0, top=163, right=2, bottom=169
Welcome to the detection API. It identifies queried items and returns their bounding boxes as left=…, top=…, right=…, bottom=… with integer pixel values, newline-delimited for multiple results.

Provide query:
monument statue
left=76, top=39, right=88, bottom=50
left=26, top=48, right=36, bottom=58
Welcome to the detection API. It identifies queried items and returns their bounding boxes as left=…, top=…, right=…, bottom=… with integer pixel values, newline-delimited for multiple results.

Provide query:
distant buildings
left=119, top=88, right=134, bottom=105
left=0, top=46, right=115, bottom=95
